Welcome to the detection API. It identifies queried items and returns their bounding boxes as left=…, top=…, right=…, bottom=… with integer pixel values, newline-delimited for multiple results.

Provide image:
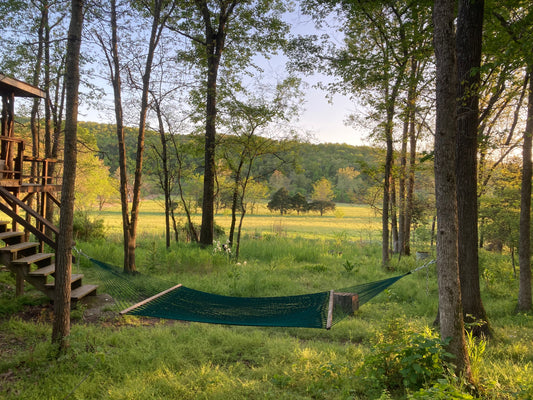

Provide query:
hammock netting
left=84, top=258, right=410, bottom=329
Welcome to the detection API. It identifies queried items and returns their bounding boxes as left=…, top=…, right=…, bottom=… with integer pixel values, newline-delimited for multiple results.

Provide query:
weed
left=358, top=320, right=455, bottom=396
left=342, top=260, right=356, bottom=273
left=408, top=379, right=474, bottom=399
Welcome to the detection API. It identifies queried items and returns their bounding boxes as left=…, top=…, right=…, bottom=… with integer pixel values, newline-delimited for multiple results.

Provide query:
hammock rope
left=80, top=252, right=434, bottom=329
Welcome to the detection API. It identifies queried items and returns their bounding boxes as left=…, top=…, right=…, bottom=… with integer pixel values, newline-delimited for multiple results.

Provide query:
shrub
left=359, top=320, right=454, bottom=395
left=73, top=211, right=106, bottom=241
left=408, top=380, right=474, bottom=399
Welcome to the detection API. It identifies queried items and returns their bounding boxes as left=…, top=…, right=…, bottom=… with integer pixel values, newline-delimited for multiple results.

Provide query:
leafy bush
left=73, top=211, right=106, bottom=241
left=408, top=380, right=474, bottom=399
left=359, top=320, right=454, bottom=395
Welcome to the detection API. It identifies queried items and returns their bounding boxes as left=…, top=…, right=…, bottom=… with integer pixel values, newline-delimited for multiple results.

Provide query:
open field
left=1, top=203, right=532, bottom=399
left=93, top=201, right=384, bottom=243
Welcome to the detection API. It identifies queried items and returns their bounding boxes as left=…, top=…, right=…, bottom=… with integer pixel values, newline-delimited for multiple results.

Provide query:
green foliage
left=72, top=211, right=106, bottom=241
left=267, top=187, right=291, bottom=214
left=342, top=260, right=356, bottom=272
left=359, top=320, right=454, bottom=395
left=309, top=200, right=336, bottom=216
left=290, top=192, right=309, bottom=214
left=465, top=329, right=487, bottom=385
left=0, top=274, right=48, bottom=317
left=311, top=177, right=335, bottom=202
left=408, top=380, right=474, bottom=399
left=2, top=232, right=533, bottom=399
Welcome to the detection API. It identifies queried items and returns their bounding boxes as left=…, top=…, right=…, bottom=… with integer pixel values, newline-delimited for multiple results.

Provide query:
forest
left=1, top=0, right=533, bottom=399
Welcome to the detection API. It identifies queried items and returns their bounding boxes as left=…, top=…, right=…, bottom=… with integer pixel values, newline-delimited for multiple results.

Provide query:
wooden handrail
left=0, top=186, right=57, bottom=249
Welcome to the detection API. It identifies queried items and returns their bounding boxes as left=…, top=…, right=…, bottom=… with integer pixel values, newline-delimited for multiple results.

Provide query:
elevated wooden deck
left=0, top=74, right=97, bottom=303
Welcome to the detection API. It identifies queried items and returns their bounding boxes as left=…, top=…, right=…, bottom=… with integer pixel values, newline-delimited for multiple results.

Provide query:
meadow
left=0, top=203, right=532, bottom=399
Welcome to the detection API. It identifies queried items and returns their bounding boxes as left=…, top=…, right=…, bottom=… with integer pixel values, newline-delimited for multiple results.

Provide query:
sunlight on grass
left=2, top=200, right=533, bottom=399
left=93, top=201, right=382, bottom=242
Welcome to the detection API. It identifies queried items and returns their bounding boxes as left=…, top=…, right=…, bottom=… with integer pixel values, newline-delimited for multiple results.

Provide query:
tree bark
left=153, top=100, right=171, bottom=248
left=197, top=1, right=237, bottom=246
left=456, top=0, right=490, bottom=336
left=52, top=0, right=84, bottom=350
left=433, top=0, right=472, bottom=379
left=381, top=89, right=394, bottom=269
left=106, top=0, right=134, bottom=273
left=518, top=70, right=533, bottom=312
left=404, top=98, right=417, bottom=256
left=403, top=58, right=419, bottom=256
left=228, top=159, right=244, bottom=247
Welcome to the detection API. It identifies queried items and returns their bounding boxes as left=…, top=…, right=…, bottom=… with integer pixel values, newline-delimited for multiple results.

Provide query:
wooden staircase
left=0, top=220, right=97, bottom=303
left=0, top=74, right=97, bottom=305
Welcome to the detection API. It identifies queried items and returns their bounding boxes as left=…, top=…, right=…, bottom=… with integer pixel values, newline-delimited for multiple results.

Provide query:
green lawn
left=1, top=203, right=532, bottom=399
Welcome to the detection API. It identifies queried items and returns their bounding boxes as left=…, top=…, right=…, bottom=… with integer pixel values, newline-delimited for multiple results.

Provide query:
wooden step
left=11, top=252, right=53, bottom=266
left=28, top=264, right=55, bottom=277
left=0, top=242, right=39, bottom=254
left=71, top=284, right=98, bottom=301
left=0, top=231, right=24, bottom=244
left=0, top=221, right=10, bottom=233
left=45, top=274, right=84, bottom=289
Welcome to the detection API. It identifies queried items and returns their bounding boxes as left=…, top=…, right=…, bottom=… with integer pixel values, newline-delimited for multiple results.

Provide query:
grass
left=92, top=201, right=383, bottom=242
left=1, top=203, right=533, bottom=399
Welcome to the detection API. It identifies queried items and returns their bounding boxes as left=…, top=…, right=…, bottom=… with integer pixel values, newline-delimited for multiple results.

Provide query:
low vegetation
left=1, top=204, right=532, bottom=399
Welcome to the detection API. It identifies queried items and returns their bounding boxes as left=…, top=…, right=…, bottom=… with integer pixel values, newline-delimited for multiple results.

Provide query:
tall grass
left=1, top=203, right=533, bottom=399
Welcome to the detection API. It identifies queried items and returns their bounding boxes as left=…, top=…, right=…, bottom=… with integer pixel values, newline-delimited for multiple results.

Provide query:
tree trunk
left=153, top=100, right=171, bottom=248
left=456, top=0, right=490, bottom=336
left=381, top=94, right=393, bottom=268
left=398, top=105, right=408, bottom=255
left=390, top=174, right=399, bottom=254
left=404, top=103, right=417, bottom=256
left=518, top=69, right=533, bottom=312
left=199, top=50, right=220, bottom=246
left=106, top=0, right=135, bottom=273
left=403, top=58, right=419, bottom=256
left=197, top=1, right=235, bottom=246
left=128, top=0, right=167, bottom=268
left=52, top=0, right=83, bottom=350
left=433, top=0, right=472, bottom=379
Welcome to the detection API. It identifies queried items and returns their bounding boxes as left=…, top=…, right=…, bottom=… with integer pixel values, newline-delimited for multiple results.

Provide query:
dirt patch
left=78, top=293, right=118, bottom=324
left=2, top=290, right=179, bottom=328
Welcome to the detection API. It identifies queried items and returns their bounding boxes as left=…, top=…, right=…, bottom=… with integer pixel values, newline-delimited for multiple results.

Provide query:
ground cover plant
left=1, top=204, right=533, bottom=399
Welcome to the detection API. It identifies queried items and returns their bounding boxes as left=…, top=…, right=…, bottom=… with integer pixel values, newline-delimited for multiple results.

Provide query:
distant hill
left=80, top=121, right=385, bottom=202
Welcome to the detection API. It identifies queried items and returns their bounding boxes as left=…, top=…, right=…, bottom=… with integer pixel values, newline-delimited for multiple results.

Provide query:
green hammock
left=86, top=257, right=428, bottom=329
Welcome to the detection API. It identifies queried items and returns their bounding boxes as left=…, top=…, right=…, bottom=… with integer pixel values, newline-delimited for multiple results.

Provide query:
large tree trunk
left=197, top=1, right=236, bottom=246
left=199, top=48, right=220, bottom=246
left=433, top=0, right=472, bottom=379
left=52, top=0, right=83, bottom=350
left=518, top=70, right=533, bottom=312
left=456, top=0, right=490, bottom=336
left=381, top=88, right=394, bottom=268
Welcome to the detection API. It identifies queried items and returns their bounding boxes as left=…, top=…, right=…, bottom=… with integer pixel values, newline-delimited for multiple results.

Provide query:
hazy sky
left=75, top=6, right=369, bottom=148
left=295, top=78, right=366, bottom=147
left=261, top=10, right=368, bottom=147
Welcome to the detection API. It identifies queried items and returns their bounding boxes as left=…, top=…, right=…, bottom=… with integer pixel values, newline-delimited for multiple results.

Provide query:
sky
left=274, top=10, right=369, bottom=147
left=291, top=77, right=366, bottom=147
left=76, top=5, right=369, bottom=148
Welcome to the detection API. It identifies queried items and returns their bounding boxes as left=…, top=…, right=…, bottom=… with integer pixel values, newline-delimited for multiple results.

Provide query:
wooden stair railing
left=0, top=186, right=57, bottom=249
left=0, top=191, right=98, bottom=303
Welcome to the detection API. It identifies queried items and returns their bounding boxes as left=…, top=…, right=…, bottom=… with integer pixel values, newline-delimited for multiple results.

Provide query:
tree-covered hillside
left=79, top=121, right=385, bottom=203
